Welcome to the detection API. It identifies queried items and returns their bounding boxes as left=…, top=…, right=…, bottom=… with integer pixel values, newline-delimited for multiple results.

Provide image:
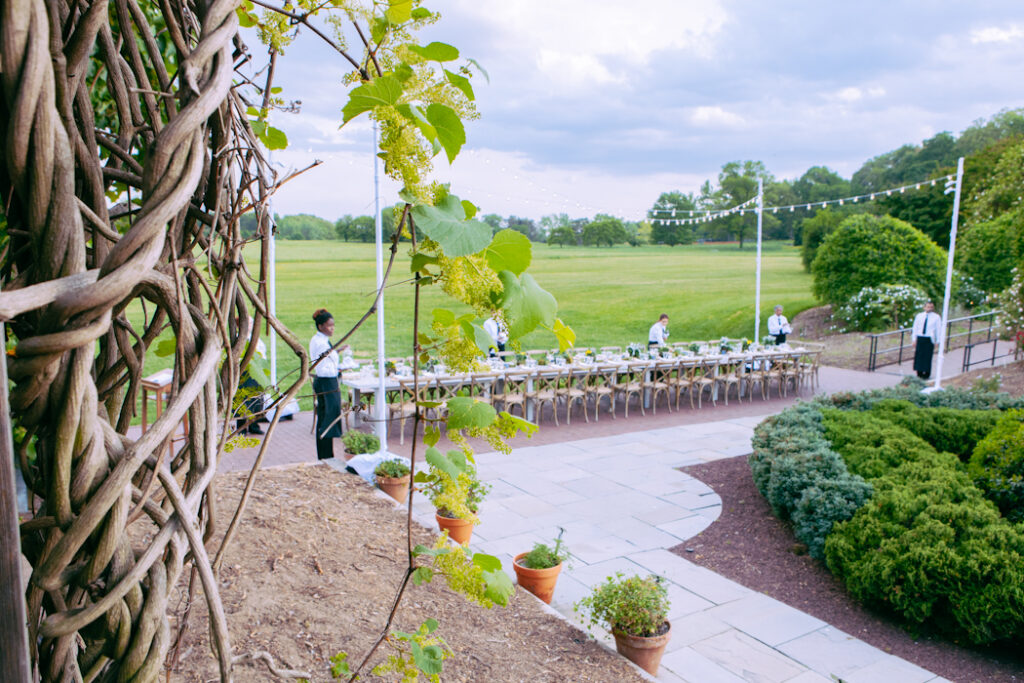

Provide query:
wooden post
left=0, top=321, right=33, bottom=681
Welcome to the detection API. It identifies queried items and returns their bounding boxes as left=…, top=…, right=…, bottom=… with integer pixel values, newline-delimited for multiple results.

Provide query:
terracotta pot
left=512, top=552, right=562, bottom=604
left=376, top=474, right=410, bottom=503
left=612, top=621, right=672, bottom=675
left=435, top=511, right=474, bottom=545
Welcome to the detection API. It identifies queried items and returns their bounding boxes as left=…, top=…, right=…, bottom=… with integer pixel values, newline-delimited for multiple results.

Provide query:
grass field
left=138, top=240, right=817, bottom=394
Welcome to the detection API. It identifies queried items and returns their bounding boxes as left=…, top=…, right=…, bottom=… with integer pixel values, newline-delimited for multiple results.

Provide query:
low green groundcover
left=749, top=379, right=1024, bottom=646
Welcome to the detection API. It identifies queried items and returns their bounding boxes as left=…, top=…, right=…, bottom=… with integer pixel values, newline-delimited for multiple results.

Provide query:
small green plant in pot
left=414, top=447, right=491, bottom=545
left=575, top=573, right=672, bottom=675
left=342, top=430, right=380, bottom=456
left=374, top=459, right=411, bottom=504
left=514, top=530, right=570, bottom=604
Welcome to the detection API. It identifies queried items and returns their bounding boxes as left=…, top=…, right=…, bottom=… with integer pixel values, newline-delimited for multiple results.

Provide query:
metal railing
left=867, top=310, right=998, bottom=371
left=962, top=338, right=1016, bottom=372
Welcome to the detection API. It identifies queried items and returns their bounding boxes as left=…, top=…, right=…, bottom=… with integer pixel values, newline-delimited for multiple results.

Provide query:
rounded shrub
left=835, top=283, right=928, bottom=332
left=811, top=214, right=947, bottom=307
left=791, top=475, right=873, bottom=559
left=968, top=409, right=1024, bottom=522
left=821, top=409, right=939, bottom=480
left=957, top=208, right=1024, bottom=294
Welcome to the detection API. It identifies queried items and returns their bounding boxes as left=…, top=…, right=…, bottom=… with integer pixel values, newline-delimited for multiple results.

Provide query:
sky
left=260, top=1, right=1024, bottom=223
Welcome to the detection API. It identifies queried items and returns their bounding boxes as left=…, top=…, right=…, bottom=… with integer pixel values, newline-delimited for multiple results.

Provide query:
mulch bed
left=670, top=456, right=1023, bottom=683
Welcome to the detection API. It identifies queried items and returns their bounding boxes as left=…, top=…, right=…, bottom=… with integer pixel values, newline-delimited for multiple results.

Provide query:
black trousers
left=313, top=376, right=342, bottom=460
left=774, top=333, right=787, bottom=345
left=914, top=337, right=934, bottom=379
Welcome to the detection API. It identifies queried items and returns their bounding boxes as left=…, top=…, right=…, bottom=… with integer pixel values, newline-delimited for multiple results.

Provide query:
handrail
left=866, top=310, right=998, bottom=371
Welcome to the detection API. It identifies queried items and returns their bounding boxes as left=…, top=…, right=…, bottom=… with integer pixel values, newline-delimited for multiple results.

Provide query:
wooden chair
left=648, top=360, right=676, bottom=413
left=673, top=358, right=697, bottom=409
left=692, top=357, right=719, bottom=408
left=560, top=365, right=589, bottom=424
left=527, top=368, right=561, bottom=424
left=717, top=356, right=747, bottom=405
left=613, top=361, right=648, bottom=417
left=388, top=377, right=422, bottom=445
left=745, top=354, right=770, bottom=400
left=585, top=364, right=617, bottom=420
left=494, top=370, right=529, bottom=418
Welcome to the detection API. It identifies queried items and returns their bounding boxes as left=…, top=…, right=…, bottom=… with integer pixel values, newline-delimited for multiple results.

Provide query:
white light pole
left=373, top=120, right=389, bottom=450
left=754, top=178, right=764, bottom=343
left=930, top=157, right=965, bottom=391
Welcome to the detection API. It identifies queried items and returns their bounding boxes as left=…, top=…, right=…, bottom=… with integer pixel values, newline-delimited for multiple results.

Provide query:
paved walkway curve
left=409, top=416, right=950, bottom=683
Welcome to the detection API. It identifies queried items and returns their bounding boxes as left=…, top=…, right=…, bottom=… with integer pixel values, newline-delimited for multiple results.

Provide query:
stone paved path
left=402, top=416, right=950, bottom=683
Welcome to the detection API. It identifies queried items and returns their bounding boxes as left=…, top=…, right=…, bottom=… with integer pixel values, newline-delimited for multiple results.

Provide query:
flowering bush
left=995, top=266, right=1024, bottom=339
left=836, top=283, right=928, bottom=332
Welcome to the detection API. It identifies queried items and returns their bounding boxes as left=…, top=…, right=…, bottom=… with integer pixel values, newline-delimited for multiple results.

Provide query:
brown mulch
left=671, top=456, right=1024, bottom=683
left=168, top=465, right=644, bottom=682
left=946, top=359, right=1024, bottom=396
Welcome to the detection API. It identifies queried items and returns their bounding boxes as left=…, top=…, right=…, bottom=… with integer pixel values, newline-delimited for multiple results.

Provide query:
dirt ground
left=791, top=305, right=872, bottom=369
left=168, top=465, right=645, bottom=682
left=673, top=456, right=1024, bottom=683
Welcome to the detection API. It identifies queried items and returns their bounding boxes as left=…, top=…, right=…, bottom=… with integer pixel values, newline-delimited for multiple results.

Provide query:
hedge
left=868, top=399, right=1001, bottom=461
left=969, top=409, right=1024, bottom=522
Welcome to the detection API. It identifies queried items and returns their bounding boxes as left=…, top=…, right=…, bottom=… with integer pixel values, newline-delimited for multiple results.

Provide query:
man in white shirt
left=911, top=301, right=942, bottom=379
left=483, top=316, right=509, bottom=355
left=767, top=305, right=792, bottom=345
left=648, top=314, right=670, bottom=348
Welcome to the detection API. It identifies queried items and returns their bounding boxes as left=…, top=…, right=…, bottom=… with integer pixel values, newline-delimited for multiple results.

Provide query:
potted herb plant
left=575, top=573, right=672, bottom=675
left=513, top=531, right=569, bottom=604
left=342, top=431, right=380, bottom=458
left=374, top=459, right=411, bottom=503
left=414, top=448, right=490, bottom=545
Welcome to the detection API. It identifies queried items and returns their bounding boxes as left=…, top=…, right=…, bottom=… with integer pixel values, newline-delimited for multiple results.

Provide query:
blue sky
left=264, top=1, right=1024, bottom=222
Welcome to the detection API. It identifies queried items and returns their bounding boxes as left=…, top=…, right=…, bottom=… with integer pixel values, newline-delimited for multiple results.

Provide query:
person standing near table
left=767, top=305, right=792, bottom=345
left=483, top=316, right=508, bottom=355
left=648, top=314, right=670, bottom=348
left=912, top=302, right=942, bottom=379
left=310, top=309, right=344, bottom=460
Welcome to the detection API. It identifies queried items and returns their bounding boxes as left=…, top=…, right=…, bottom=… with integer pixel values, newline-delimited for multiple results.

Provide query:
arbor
left=648, top=191, right=696, bottom=245
left=811, top=214, right=947, bottom=306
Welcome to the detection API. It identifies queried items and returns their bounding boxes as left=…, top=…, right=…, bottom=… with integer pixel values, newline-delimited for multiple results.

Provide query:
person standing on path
left=767, top=305, right=792, bottom=345
left=310, top=309, right=344, bottom=460
left=648, top=314, right=670, bottom=348
left=912, top=301, right=942, bottom=379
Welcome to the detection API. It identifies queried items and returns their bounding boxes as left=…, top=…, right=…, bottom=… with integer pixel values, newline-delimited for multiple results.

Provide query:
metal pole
left=932, top=157, right=965, bottom=391
left=373, top=121, right=388, bottom=450
left=754, top=178, right=763, bottom=343
left=268, top=207, right=277, bottom=388
left=0, top=318, right=33, bottom=682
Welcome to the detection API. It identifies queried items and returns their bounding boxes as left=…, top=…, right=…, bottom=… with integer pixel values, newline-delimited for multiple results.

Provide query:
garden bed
left=167, top=465, right=645, bottom=682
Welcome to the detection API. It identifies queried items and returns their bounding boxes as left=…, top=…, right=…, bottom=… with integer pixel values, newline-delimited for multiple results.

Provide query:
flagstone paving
left=405, top=416, right=952, bottom=683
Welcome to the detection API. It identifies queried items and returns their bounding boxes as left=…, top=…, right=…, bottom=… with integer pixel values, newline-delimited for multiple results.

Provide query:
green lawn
left=138, top=239, right=816, bottom=397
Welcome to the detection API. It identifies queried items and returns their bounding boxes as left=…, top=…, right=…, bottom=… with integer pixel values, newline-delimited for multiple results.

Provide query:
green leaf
left=410, top=252, right=439, bottom=273
left=413, top=471, right=431, bottom=483
left=411, top=642, right=445, bottom=675
left=425, top=104, right=465, bottom=163
left=432, top=308, right=456, bottom=325
left=270, top=86, right=282, bottom=94
left=385, top=0, right=412, bottom=24
left=249, top=119, right=266, bottom=137
left=549, top=317, right=576, bottom=352
left=394, top=64, right=414, bottom=82
left=498, top=272, right=558, bottom=339
left=425, top=446, right=464, bottom=478
left=408, top=41, right=460, bottom=62
left=411, top=566, right=434, bottom=585
left=370, top=16, right=388, bottom=43
left=444, top=69, right=475, bottom=101
left=500, top=411, right=538, bottom=437
left=421, top=617, right=440, bottom=634
left=486, top=229, right=532, bottom=275
left=411, top=193, right=491, bottom=257
left=461, top=199, right=478, bottom=220
left=481, top=568, right=514, bottom=606
left=460, top=318, right=495, bottom=354
left=263, top=125, right=288, bottom=150
left=424, top=424, right=441, bottom=447
left=411, top=7, right=432, bottom=19
left=471, top=552, right=503, bottom=572
left=236, top=7, right=256, bottom=28
left=329, top=652, right=351, bottom=677
left=342, top=76, right=404, bottom=123
left=446, top=449, right=468, bottom=470
left=396, top=103, right=438, bottom=149
left=154, top=337, right=176, bottom=357
left=446, top=397, right=497, bottom=430
left=467, top=57, right=490, bottom=83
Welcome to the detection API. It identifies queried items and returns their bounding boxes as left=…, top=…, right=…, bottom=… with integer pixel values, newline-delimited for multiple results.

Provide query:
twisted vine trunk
left=0, top=0, right=296, bottom=679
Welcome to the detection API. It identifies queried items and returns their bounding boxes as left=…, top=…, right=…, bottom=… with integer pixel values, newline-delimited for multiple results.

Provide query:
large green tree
left=582, top=215, right=629, bottom=246
left=649, top=191, right=697, bottom=245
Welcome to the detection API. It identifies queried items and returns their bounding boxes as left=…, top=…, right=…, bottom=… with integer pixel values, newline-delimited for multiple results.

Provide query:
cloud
left=689, top=106, right=745, bottom=128
left=535, top=49, right=622, bottom=89
left=828, top=86, right=887, bottom=103
left=971, top=24, right=1024, bottom=44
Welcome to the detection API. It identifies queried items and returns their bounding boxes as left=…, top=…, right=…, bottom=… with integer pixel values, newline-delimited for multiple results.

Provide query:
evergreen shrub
left=969, top=409, right=1024, bottom=522
left=869, top=399, right=1001, bottom=460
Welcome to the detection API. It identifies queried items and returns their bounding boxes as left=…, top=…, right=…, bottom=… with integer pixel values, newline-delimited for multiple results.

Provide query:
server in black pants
left=912, top=302, right=941, bottom=379
left=310, top=308, right=343, bottom=459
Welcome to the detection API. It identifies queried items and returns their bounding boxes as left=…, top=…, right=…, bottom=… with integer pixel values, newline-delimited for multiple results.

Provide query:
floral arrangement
left=718, top=337, right=733, bottom=354
left=741, top=338, right=751, bottom=352
left=761, top=335, right=776, bottom=347
left=688, top=342, right=701, bottom=354
left=626, top=342, right=644, bottom=358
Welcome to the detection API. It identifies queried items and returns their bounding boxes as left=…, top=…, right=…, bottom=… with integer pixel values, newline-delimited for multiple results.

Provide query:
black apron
left=913, top=337, right=934, bottom=377
left=313, top=376, right=343, bottom=439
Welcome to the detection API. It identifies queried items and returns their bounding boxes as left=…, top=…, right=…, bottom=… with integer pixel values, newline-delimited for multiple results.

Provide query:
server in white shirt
left=310, top=308, right=344, bottom=460
left=483, top=316, right=509, bottom=355
left=912, top=302, right=941, bottom=379
left=648, top=314, right=670, bottom=348
left=767, top=305, right=792, bottom=345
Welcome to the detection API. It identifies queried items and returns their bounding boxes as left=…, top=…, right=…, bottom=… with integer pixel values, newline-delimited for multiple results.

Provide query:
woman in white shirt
left=310, top=309, right=343, bottom=459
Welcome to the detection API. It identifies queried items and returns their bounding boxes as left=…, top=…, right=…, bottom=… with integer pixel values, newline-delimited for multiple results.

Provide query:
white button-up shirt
left=649, top=322, right=669, bottom=344
left=767, top=314, right=791, bottom=336
left=912, top=311, right=941, bottom=344
left=309, top=331, right=339, bottom=377
left=483, top=317, right=508, bottom=345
